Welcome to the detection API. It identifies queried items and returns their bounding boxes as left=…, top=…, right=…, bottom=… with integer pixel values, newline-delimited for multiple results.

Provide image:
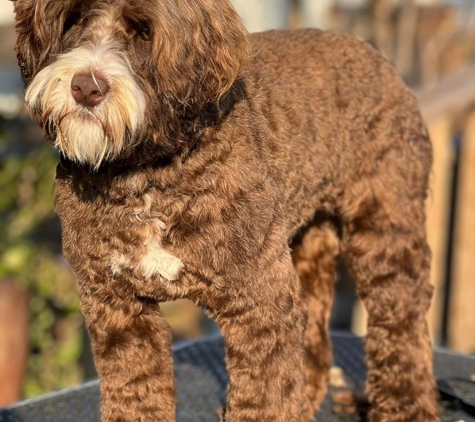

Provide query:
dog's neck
left=56, top=79, right=247, bottom=204
left=57, top=78, right=247, bottom=173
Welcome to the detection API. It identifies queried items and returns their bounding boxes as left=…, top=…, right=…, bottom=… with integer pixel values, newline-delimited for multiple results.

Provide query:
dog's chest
left=57, top=171, right=184, bottom=283
left=108, top=192, right=184, bottom=282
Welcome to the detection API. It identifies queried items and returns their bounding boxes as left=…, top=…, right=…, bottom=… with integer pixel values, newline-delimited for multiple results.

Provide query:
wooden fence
left=418, top=65, right=475, bottom=352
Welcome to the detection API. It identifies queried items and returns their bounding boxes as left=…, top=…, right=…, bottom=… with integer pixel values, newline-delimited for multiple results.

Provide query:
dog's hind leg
left=291, top=223, right=339, bottom=421
left=340, top=174, right=439, bottom=422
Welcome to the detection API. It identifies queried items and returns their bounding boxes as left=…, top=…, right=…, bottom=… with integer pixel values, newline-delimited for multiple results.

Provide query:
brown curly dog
left=12, top=0, right=439, bottom=421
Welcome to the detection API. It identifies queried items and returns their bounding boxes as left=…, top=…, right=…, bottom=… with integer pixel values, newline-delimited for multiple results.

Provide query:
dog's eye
left=137, top=22, right=151, bottom=41
left=63, top=10, right=82, bottom=35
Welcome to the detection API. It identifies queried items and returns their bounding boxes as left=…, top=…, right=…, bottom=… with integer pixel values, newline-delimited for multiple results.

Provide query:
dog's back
left=236, top=29, right=432, bottom=237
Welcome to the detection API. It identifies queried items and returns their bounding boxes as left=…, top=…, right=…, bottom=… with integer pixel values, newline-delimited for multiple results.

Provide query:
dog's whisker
left=91, top=69, right=105, bottom=96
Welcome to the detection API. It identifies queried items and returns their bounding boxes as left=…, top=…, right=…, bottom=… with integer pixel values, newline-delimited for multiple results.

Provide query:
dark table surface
left=1, top=332, right=474, bottom=422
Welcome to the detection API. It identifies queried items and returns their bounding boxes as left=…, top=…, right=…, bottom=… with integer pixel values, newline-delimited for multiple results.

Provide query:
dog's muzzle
left=25, top=39, right=146, bottom=169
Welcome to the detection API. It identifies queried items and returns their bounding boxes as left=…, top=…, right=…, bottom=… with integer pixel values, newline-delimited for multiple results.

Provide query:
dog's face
left=12, top=0, right=249, bottom=169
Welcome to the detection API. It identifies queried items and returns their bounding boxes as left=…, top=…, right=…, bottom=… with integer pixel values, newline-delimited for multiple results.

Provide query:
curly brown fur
left=292, top=221, right=339, bottom=420
left=12, top=0, right=439, bottom=421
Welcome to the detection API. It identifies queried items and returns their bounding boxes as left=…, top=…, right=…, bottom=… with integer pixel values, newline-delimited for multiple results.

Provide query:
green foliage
left=0, top=125, right=83, bottom=398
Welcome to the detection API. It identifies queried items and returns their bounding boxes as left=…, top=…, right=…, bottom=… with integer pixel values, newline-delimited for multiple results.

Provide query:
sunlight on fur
left=25, top=38, right=145, bottom=169
left=12, top=0, right=440, bottom=418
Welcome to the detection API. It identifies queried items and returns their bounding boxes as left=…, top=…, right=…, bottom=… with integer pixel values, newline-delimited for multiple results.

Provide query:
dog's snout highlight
left=71, top=73, right=110, bottom=107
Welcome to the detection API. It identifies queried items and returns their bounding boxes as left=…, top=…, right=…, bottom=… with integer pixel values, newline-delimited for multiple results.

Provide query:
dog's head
left=12, top=0, right=250, bottom=169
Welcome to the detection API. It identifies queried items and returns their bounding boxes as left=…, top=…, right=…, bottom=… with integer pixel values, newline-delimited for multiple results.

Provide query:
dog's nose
left=70, top=73, right=110, bottom=107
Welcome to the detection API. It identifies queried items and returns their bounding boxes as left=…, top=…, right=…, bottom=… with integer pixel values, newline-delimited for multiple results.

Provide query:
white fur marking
left=110, top=253, right=130, bottom=276
left=139, top=219, right=183, bottom=281
left=139, top=238, right=184, bottom=281
left=109, top=220, right=183, bottom=282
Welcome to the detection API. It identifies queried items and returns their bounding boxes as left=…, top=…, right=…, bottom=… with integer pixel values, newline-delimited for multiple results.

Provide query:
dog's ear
left=152, top=0, right=251, bottom=109
left=12, top=0, right=68, bottom=84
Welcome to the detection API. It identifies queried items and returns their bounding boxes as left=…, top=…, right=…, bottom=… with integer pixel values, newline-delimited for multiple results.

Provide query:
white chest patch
left=110, top=219, right=183, bottom=282
left=138, top=221, right=184, bottom=281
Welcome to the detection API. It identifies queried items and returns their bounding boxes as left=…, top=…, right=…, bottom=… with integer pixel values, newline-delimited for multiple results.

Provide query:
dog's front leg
left=81, top=291, right=176, bottom=422
left=215, top=252, right=307, bottom=422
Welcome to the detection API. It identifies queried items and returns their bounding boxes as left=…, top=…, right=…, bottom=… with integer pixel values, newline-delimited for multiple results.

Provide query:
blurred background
left=1, top=0, right=475, bottom=408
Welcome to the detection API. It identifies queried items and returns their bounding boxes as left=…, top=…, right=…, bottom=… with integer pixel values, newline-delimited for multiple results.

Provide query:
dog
left=12, top=0, right=440, bottom=421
